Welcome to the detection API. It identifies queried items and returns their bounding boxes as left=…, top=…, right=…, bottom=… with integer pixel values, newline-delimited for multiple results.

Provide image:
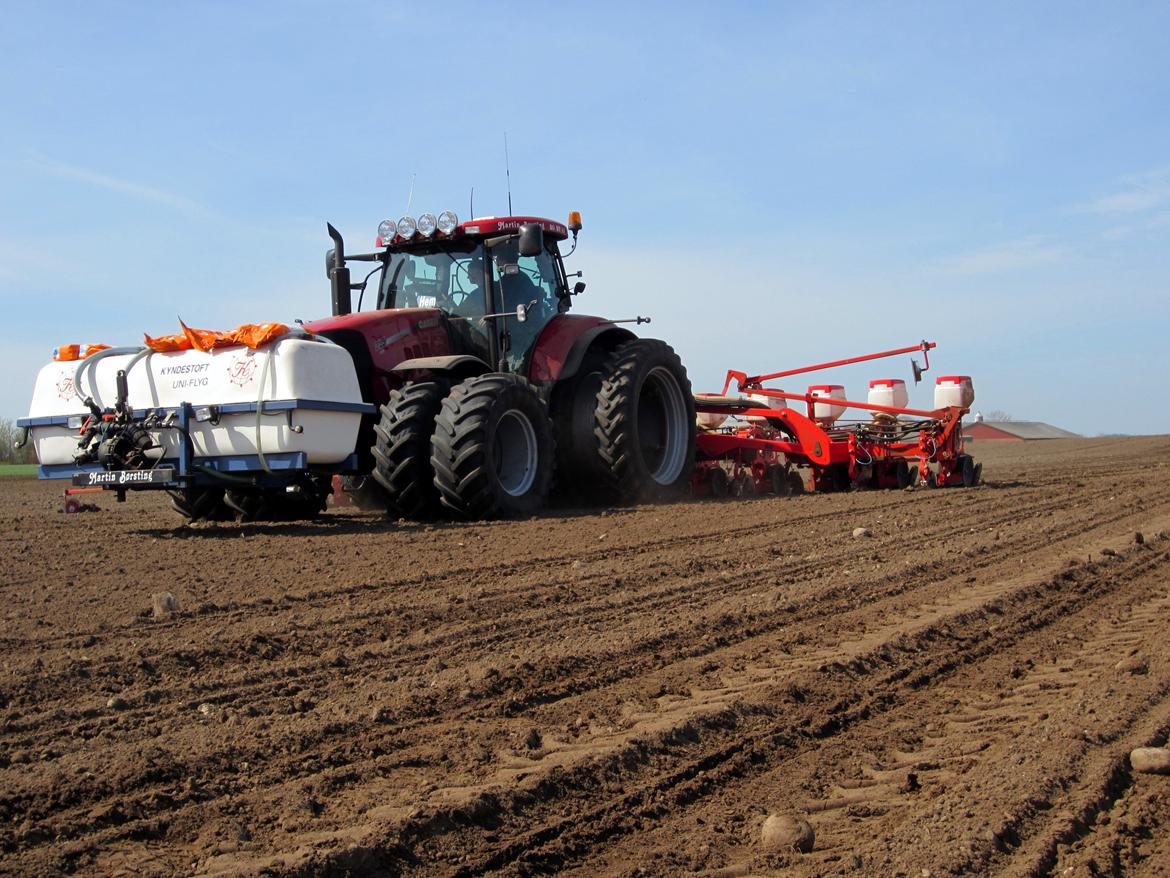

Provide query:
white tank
left=933, top=375, right=975, bottom=410
left=25, top=338, right=366, bottom=468
left=868, top=378, right=908, bottom=410
left=808, top=384, right=846, bottom=424
left=745, top=391, right=787, bottom=424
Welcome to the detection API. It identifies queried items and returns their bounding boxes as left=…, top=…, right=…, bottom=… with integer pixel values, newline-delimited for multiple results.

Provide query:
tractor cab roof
left=375, top=214, right=570, bottom=249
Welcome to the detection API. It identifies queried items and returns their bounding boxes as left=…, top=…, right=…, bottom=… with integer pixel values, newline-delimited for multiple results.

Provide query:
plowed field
left=3, top=436, right=1170, bottom=877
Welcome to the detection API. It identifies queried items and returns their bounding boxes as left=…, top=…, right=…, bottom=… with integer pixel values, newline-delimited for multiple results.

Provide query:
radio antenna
left=504, top=132, right=513, bottom=215
left=405, top=173, right=416, bottom=214
left=469, top=186, right=475, bottom=219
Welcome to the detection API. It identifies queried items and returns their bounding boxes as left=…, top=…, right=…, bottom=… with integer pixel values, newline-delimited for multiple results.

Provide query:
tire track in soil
left=8, top=475, right=1156, bottom=739
left=178, top=539, right=1170, bottom=875
left=578, top=539, right=1170, bottom=878
left=341, top=543, right=1170, bottom=878
left=2, top=498, right=1160, bottom=856
left=1, top=438, right=1168, bottom=877
left=3, top=478, right=1160, bottom=855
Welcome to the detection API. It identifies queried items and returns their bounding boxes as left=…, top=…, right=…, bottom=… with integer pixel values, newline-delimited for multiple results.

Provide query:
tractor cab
left=320, top=212, right=583, bottom=375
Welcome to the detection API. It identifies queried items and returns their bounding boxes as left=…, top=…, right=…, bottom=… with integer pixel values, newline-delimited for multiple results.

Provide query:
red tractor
left=306, top=210, right=696, bottom=519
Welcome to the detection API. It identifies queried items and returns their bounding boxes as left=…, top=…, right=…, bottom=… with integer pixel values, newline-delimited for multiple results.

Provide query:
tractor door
left=488, top=239, right=566, bottom=373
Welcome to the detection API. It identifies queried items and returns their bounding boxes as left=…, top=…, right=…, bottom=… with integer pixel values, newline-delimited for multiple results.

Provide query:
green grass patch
left=0, top=463, right=39, bottom=477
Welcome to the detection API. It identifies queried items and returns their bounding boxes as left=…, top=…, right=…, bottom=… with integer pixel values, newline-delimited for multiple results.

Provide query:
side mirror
left=515, top=304, right=528, bottom=323
left=518, top=222, right=544, bottom=257
left=573, top=281, right=586, bottom=295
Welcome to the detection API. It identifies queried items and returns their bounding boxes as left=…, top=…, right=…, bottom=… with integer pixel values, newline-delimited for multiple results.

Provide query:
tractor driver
left=454, top=255, right=488, bottom=318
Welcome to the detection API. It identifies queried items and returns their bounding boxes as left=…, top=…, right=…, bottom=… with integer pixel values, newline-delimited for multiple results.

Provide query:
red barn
left=963, top=420, right=1081, bottom=441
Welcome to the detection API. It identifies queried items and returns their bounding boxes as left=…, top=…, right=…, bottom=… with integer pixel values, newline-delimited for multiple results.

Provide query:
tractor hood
left=304, top=308, right=453, bottom=374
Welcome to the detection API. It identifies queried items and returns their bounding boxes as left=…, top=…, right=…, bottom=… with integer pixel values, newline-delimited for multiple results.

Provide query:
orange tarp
left=53, top=343, right=111, bottom=362
left=143, top=320, right=289, bottom=353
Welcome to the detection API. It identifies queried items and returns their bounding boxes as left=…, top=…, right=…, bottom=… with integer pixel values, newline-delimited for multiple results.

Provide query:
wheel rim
left=494, top=409, right=539, bottom=497
left=639, top=366, right=690, bottom=485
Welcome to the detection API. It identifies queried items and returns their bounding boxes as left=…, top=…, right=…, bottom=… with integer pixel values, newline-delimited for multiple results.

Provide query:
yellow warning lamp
left=567, top=210, right=582, bottom=232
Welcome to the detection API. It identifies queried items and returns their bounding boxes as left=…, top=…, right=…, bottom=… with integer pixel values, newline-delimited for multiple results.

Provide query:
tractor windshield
left=377, top=242, right=488, bottom=320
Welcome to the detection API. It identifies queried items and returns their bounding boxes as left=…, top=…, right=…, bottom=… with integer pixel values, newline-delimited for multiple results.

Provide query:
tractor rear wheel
left=371, top=381, right=448, bottom=519
left=592, top=339, right=695, bottom=503
left=431, top=373, right=554, bottom=519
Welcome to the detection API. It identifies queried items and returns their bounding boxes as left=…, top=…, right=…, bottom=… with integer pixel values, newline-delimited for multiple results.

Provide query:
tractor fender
left=532, top=323, right=636, bottom=385
left=391, top=355, right=492, bottom=381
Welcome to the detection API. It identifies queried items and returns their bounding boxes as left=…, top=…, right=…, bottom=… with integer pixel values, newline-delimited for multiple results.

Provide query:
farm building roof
left=965, top=421, right=1081, bottom=440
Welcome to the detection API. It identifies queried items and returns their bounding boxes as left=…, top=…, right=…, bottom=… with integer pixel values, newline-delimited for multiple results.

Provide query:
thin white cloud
left=25, top=153, right=213, bottom=219
left=932, top=236, right=1067, bottom=276
left=1101, top=211, right=1170, bottom=241
left=1084, top=167, right=1170, bottom=215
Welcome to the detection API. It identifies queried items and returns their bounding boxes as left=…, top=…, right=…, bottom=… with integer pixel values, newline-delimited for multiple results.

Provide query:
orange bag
left=227, top=322, right=289, bottom=349
left=53, top=343, right=111, bottom=362
left=144, top=321, right=289, bottom=353
left=142, top=331, right=192, bottom=352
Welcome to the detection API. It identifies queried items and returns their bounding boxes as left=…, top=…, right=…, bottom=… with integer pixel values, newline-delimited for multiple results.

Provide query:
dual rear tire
left=591, top=339, right=695, bottom=503
left=369, top=338, right=695, bottom=520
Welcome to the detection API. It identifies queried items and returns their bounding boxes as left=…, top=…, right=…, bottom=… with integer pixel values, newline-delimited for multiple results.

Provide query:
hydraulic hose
left=192, top=463, right=254, bottom=485
left=73, top=346, right=147, bottom=408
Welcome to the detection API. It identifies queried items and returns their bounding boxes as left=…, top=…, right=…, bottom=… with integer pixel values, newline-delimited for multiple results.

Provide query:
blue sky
left=2, top=1, right=1168, bottom=434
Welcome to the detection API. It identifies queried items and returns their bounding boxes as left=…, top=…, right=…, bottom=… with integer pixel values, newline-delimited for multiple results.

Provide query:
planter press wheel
left=894, top=460, right=913, bottom=489
left=960, top=454, right=977, bottom=488
left=769, top=464, right=790, bottom=497
left=709, top=466, right=730, bottom=499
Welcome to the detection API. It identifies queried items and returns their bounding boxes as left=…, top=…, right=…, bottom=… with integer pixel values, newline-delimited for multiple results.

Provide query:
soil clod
left=151, top=591, right=180, bottom=617
left=1130, top=747, right=1170, bottom=775
left=760, top=813, right=814, bottom=853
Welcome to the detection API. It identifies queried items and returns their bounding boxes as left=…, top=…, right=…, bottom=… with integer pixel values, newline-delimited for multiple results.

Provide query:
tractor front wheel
left=371, top=381, right=448, bottom=519
left=430, top=374, right=554, bottom=519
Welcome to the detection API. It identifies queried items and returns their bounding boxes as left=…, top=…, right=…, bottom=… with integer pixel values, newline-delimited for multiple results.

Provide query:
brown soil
left=2, top=436, right=1170, bottom=877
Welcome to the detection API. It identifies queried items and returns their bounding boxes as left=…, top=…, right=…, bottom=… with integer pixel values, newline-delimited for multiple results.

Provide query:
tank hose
left=192, top=463, right=254, bottom=485
left=73, top=346, right=147, bottom=408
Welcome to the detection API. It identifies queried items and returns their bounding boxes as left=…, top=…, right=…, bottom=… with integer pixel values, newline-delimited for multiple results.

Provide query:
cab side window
left=493, top=243, right=562, bottom=315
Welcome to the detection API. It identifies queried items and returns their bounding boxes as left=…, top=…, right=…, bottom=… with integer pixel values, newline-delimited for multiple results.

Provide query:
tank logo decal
left=159, top=363, right=210, bottom=375
left=227, top=354, right=258, bottom=387
left=56, top=374, right=75, bottom=401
